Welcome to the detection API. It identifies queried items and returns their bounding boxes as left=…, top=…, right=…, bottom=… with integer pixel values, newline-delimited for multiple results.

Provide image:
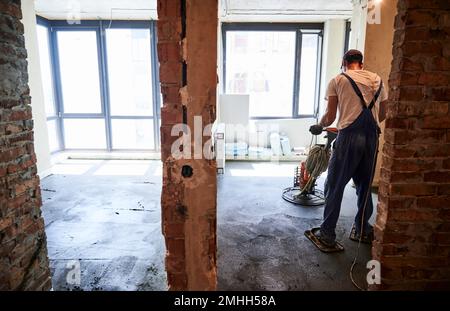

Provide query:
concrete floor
left=217, top=161, right=376, bottom=291
left=41, top=159, right=167, bottom=291
left=41, top=159, right=376, bottom=291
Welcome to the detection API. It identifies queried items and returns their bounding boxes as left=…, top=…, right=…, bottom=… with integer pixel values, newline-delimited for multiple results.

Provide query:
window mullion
left=150, top=21, right=161, bottom=151
left=292, top=29, right=302, bottom=118
left=98, top=21, right=113, bottom=151
left=314, top=31, right=324, bottom=119
left=49, top=27, right=66, bottom=150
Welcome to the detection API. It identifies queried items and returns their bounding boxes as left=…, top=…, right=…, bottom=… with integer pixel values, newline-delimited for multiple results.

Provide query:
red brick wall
left=158, top=0, right=218, bottom=290
left=0, top=0, right=51, bottom=290
left=373, top=0, right=450, bottom=290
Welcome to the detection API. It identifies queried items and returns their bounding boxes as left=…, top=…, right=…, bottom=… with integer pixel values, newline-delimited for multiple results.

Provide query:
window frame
left=222, top=22, right=324, bottom=120
left=344, top=20, right=351, bottom=54
left=36, top=17, right=161, bottom=152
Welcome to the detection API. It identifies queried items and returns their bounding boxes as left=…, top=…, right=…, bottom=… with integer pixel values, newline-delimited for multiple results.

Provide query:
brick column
left=0, top=0, right=51, bottom=290
left=373, top=0, right=450, bottom=290
left=158, top=0, right=218, bottom=290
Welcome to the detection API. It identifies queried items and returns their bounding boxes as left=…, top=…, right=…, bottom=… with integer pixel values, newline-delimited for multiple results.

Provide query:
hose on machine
left=300, top=145, right=330, bottom=194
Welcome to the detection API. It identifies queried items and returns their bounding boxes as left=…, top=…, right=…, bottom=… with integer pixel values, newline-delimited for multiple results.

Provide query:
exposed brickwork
left=0, top=0, right=51, bottom=290
left=373, top=0, right=450, bottom=290
left=158, top=0, right=218, bottom=290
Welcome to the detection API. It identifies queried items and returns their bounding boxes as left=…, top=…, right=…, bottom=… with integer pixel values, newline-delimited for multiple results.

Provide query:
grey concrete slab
left=42, top=159, right=376, bottom=291
left=41, top=160, right=167, bottom=291
left=218, top=161, right=377, bottom=291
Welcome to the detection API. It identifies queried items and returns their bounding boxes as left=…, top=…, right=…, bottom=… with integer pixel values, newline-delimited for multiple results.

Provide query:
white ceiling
left=221, top=0, right=353, bottom=22
left=34, top=0, right=353, bottom=21
left=225, top=0, right=352, bottom=13
left=34, top=0, right=158, bottom=20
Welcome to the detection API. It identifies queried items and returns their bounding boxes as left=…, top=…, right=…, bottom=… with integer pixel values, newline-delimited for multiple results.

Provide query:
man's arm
left=379, top=100, right=388, bottom=123
left=319, top=96, right=338, bottom=127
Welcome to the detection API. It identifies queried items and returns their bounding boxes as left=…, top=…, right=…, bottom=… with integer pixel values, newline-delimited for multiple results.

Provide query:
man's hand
left=309, top=124, right=323, bottom=135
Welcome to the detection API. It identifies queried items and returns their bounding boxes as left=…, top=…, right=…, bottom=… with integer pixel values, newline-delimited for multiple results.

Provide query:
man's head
left=342, top=49, right=363, bottom=70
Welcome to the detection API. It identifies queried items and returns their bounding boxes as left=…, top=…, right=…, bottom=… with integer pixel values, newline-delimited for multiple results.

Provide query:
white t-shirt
left=326, top=69, right=388, bottom=130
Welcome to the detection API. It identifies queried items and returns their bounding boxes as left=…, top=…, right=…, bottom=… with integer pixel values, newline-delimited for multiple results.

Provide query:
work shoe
left=349, top=224, right=374, bottom=245
left=314, top=228, right=337, bottom=247
left=305, top=227, right=344, bottom=253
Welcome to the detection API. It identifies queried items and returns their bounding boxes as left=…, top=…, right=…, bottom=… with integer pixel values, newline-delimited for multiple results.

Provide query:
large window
left=223, top=24, right=323, bottom=119
left=106, top=28, right=153, bottom=117
left=57, top=31, right=103, bottom=114
left=36, top=19, right=161, bottom=151
left=106, top=28, right=155, bottom=150
left=298, top=32, right=320, bottom=116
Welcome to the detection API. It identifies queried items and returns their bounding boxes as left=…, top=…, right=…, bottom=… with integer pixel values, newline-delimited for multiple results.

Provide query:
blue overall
left=320, top=74, right=382, bottom=243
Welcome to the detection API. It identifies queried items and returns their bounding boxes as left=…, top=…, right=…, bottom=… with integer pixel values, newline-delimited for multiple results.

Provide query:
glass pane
left=57, top=31, right=102, bottom=113
left=298, top=34, right=319, bottom=115
left=111, top=119, right=154, bottom=149
left=64, top=119, right=106, bottom=149
left=36, top=25, right=56, bottom=117
left=226, top=31, right=296, bottom=118
left=106, top=29, right=153, bottom=116
left=47, top=119, right=59, bottom=152
left=157, top=117, right=161, bottom=149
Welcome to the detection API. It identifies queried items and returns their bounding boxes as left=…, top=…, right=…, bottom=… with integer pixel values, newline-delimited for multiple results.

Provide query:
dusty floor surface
left=42, top=159, right=375, bottom=291
left=41, top=159, right=167, bottom=290
left=218, top=162, right=375, bottom=291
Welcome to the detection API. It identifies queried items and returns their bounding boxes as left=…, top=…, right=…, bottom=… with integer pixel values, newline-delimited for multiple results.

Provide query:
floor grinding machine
left=282, top=128, right=338, bottom=206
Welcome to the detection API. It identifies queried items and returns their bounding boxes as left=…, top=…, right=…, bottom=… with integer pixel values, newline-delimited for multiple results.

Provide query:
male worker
left=307, top=49, right=388, bottom=251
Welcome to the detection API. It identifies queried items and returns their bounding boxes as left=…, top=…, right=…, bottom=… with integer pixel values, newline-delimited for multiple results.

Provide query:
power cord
left=305, top=125, right=378, bottom=291
left=349, top=131, right=380, bottom=291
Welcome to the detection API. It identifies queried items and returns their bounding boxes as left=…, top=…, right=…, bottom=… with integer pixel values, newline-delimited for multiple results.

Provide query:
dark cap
left=343, top=49, right=363, bottom=63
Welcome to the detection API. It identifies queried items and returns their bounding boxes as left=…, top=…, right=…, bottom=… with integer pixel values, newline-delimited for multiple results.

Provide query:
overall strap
left=341, top=72, right=383, bottom=111
left=368, top=80, right=383, bottom=110
left=341, top=72, right=367, bottom=109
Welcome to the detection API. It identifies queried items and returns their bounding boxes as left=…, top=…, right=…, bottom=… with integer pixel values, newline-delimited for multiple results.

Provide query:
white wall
left=318, top=18, right=347, bottom=134
left=320, top=19, right=346, bottom=114
left=251, top=118, right=315, bottom=148
left=349, top=0, right=368, bottom=52
left=22, top=0, right=52, bottom=176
